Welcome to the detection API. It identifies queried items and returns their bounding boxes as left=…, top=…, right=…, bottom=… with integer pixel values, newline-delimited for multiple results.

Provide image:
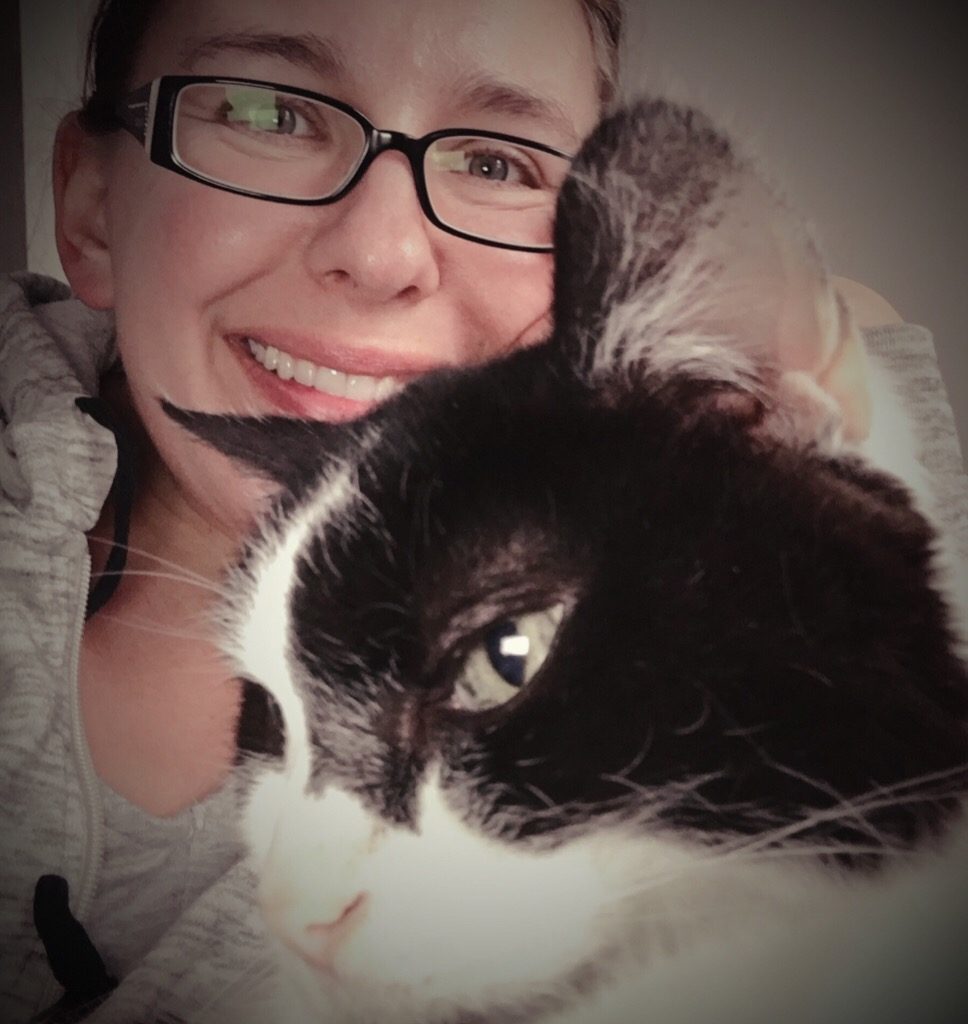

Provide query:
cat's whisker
left=615, top=842, right=892, bottom=908
left=842, top=762, right=968, bottom=799
left=608, top=725, right=656, bottom=778
left=763, top=763, right=968, bottom=844
left=699, top=739, right=910, bottom=850
left=733, top=841, right=911, bottom=862
left=597, top=773, right=667, bottom=803
left=87, top=534, right=223, bottom=590
left=680, top=784, right=965, bottom=872
left=597, top=773, right=968, bottom=906
left=524, top=783, right=558, bottom=809
left=762, top=756, right=857, bottom=806
left=671, top=687, right=713, bottom=736
left=89, top=567, right=230, bottom=597
left=720, top=722, right=773, bottom=738
left=91, top=612, right=216, bottom=644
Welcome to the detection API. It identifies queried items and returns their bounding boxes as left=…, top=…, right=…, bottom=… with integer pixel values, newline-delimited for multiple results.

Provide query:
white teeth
left=245, top=337, right=403, bottom=403
left=294, top=359, right=315, bottom=386
left=276, top=353, right=295, bottom=380
left=315, top=365, right=348, bottom=399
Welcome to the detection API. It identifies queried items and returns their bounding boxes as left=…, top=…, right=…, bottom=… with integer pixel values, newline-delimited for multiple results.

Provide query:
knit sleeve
left=863, top=322, right=968, bottom=562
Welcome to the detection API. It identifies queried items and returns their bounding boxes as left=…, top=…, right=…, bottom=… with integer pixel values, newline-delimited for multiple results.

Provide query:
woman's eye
left=431, top=143, right=538, bottom=187
left=267, top=104, right=299, bottom=134
left=219, top=90, right=316, bottom=138
left=237, top=103, right=304, bottom=135
left=467, top=152, right=512, bottom=182
left=450, top=604, right=565, bottom=712
left=428, top=137, right=558, bottom=194
left=465, top=149, right=535, bottom=187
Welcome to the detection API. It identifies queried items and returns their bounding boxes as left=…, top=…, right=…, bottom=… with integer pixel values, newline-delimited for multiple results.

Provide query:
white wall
left=621, top=1, right=966, bottom=456
left=20, top=0, right=94, bottom=282
left=19, top=0, right=966, bottom=455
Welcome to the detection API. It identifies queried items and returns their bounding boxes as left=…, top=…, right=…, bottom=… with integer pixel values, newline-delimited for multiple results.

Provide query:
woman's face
left=61, top=0, right=601, bottom=536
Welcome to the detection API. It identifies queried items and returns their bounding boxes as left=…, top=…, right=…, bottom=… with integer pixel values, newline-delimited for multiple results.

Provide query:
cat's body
left=174, top=97, right=968, bottom=1023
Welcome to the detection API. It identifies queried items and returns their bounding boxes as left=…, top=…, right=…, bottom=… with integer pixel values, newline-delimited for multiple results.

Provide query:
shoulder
left=832, top=276, right=903, bottom=329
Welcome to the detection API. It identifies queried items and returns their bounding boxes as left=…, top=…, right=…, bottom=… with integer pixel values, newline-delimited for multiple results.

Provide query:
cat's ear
left=552, top=97, right=859, bottom=443
left=161, top=400, right=349, bottom=488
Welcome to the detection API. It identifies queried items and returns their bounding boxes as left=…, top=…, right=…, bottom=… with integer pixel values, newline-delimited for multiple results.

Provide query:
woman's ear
left=53, top=113, right=114, bottom=309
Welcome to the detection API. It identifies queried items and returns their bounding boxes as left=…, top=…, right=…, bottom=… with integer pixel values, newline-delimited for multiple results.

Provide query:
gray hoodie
left=0, top=273, right=273, bottom=1024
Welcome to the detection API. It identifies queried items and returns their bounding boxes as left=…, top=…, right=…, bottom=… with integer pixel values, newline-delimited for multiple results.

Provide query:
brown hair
left=580, top=0, right=625, bottom=106
left=79, top=1, right=625, bottom=132
left=78, top=0, right=163, bottom=132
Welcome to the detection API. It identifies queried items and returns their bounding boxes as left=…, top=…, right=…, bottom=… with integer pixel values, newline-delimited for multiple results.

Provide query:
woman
left=0, top=0, right=913, bottom=1020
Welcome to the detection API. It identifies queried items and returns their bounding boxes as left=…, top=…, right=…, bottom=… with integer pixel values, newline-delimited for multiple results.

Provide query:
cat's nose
left=264, top=890, right=369, bottom=971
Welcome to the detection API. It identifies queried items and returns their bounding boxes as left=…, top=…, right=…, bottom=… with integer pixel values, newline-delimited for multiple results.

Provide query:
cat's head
left=166, top=97, right=968, bottom=1023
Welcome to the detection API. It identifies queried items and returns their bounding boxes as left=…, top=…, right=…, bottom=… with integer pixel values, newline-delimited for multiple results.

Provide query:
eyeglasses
left=109, top=75, right=574, bottom=252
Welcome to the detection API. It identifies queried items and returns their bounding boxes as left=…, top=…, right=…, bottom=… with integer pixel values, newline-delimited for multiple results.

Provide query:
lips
left=246, top=338, right=404, bottom=404
left=229, top=331, right=435, bottom=421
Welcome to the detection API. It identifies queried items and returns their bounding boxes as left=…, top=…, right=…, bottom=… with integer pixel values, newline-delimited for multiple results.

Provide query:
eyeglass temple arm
left=114, top=83, right=153, bottom=144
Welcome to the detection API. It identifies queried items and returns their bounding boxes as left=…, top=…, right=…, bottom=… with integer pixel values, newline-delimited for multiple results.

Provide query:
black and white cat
left=170, top=97, right=968, bottom=1023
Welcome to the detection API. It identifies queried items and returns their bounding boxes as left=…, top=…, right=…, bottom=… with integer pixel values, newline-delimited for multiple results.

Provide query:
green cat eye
left=451, top=604, right=566, bottom=712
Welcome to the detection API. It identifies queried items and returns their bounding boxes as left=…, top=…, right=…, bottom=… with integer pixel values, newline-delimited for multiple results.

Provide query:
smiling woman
left=57, top=0, right=602, bottom=533
left=0, top=2, right=614, bottom=1020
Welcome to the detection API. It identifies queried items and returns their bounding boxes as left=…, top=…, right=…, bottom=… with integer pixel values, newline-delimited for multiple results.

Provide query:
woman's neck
left=81, top=406, right=247, bottom=817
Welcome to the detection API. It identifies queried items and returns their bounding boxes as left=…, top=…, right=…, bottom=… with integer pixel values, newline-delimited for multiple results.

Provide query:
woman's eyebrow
left=179, top=30, right=348, bottom=79
left=457, top=75, right=581, bottom=147
left=177, top=35, right=580, bottom=146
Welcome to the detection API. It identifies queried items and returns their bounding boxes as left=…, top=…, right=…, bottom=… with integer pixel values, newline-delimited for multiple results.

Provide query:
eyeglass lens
left=171, top=82, right=570, bottom=247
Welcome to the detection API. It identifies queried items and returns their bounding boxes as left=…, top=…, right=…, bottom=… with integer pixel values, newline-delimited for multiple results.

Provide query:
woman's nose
left=303, top=152, right=441, bottom=302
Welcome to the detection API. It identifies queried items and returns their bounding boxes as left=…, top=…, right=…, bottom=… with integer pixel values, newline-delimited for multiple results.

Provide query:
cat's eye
left=451, top=604, right=565, bottom=711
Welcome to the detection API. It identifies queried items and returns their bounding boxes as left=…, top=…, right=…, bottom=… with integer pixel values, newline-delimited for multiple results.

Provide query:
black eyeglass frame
left=110, top=75, right=573, bottom=253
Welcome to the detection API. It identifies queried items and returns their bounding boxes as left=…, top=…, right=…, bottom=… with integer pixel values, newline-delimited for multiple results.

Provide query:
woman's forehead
left=136, top=0, right=601, bottom=142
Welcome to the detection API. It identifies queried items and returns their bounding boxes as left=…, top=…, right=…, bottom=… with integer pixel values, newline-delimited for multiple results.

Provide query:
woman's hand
left=823, top=276, right=897, bottom=440
left=813, top=276, right=902, bottom=442
left=831, top=277, right=903, bottom=331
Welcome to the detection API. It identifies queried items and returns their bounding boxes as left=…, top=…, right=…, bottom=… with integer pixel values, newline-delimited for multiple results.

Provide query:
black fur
left=166, top=96, right=968, bottom=872
left=287, top=348, right=967, bottom=857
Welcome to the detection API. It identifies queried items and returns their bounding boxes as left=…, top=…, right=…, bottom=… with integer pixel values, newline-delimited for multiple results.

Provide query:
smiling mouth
left=245, top=337, right=406, bottom=403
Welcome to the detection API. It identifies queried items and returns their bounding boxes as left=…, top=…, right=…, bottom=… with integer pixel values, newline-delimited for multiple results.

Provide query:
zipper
left=70, top=549, right=106, bottom=918
left=36, top=548, right=106, bottom=1014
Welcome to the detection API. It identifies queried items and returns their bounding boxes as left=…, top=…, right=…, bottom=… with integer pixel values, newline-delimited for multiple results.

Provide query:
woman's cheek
left=137, top=189, right=279, bottom=295
left=469, top=249, right=556, bottom=357
left=106, top=155, right=283, bottom=304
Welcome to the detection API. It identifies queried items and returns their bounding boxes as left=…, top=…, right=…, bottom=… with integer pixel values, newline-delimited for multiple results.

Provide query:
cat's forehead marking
left=223, top=453, right=371, bottom=785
